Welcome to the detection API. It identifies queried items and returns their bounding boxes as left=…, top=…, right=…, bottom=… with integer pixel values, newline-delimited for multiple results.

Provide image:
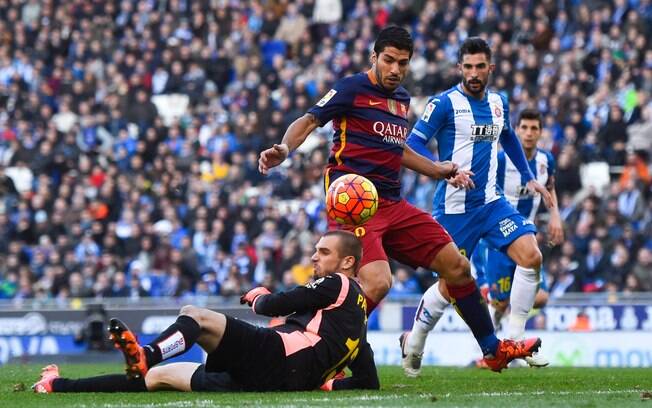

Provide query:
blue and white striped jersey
left=497, top=149, right=555, bottom=222
left=408, top=85, right=532, bottom=215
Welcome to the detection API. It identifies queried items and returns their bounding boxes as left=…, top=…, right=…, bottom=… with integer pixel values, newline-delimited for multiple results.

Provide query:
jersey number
left=323, top=337, right=360, bottom=382
left=497, top=276, right=512, bottom=293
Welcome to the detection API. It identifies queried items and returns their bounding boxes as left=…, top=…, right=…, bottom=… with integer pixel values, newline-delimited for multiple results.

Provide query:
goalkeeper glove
left=240, top=287, right=271, bottom=311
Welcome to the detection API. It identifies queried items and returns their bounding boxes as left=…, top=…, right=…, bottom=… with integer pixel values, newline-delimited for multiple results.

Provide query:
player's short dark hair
left=517, top=109, right=543, bottom=128
left=323, top=230, right=363, bottom=273
left=374, top=26, right=413, bottom=58
left=458, top=37, right=492, bottom=62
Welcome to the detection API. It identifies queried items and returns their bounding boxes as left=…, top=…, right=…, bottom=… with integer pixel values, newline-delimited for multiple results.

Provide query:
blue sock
left=478, top=334, right=500, bottom=356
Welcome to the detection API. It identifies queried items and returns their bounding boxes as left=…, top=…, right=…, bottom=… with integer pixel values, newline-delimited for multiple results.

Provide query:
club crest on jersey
left=470, top=124, right=500, bottom=142
left=388, top=99, right=397, bottom=115
left=316, top=89, right=337, bottom=107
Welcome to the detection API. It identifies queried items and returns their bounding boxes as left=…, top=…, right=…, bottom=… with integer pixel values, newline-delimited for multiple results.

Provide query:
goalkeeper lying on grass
left=34, top=231, right=378, bottom=393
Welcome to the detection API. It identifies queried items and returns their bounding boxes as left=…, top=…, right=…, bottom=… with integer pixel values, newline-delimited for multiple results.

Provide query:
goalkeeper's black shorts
left=196, top=315, right=313, bottom=391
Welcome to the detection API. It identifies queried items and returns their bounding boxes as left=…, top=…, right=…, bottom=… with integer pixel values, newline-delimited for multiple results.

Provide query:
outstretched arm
left=258, top=113, right=320, bottom=175
left=404, top=139, right=475, bottom=189
left=242, top=275, right=341, bottom=317
left=501, top=128, right=553, bottom=208
left=546, top=176, right=564, bottom=246
left=405, top=96, right=474, bottom=189
left=326, top=342, right=379, bottom=391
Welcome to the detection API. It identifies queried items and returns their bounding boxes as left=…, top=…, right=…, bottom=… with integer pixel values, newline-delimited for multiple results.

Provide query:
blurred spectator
left=632, top=248, right=652, bottom=291
left=578, top=239, right=609, bottom=292
left=387, top=267, right=421, bottom=300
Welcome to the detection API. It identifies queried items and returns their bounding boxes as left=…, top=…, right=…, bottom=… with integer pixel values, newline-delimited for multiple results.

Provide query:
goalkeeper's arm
left=327, top=342, right=380, bottom=390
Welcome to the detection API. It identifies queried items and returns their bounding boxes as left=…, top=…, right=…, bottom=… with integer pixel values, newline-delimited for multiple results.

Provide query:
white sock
left=407, top=281, right=449, bottom=355
left=507, top=266, right=539, bottom=340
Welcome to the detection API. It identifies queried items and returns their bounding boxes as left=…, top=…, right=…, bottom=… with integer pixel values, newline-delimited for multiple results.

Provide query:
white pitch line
left=99, top=394, right=433, bottom=408
left=98, top=390, right=646, bottom=408
left=446, top=389, right=642, bottom=398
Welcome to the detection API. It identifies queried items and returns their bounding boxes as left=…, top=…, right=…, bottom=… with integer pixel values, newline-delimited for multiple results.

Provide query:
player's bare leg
left=178, top=305, right=227, bottom=353
left=145, top=362, right=201, bottom=392
left=357, top=260, right=393, bottom=312
left=533, top=289, right=549, bottom=309
left=506, top=234, right=548, bottom=367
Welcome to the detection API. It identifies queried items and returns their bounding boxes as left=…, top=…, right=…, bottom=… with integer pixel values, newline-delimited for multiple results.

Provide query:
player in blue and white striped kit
left=399, top=38, right=554, bottom=376
left=477, top=109, right=564, bottom=340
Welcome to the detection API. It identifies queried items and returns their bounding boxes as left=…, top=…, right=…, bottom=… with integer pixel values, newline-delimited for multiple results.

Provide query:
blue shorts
left=485, top=244, right=548, bottom=302
left=435, top=198, right=537, bottom=258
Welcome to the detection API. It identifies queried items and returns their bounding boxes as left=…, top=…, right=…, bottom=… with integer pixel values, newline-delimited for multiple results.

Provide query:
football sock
left=52, top=375, right=147, bottom=393
left=447, top=280, right=499, bottom=356
left=144, top=315, right=201, bottom=367
left=407, top=281, right=447, bottom=355
left=508, top=266, right=539, bottom=340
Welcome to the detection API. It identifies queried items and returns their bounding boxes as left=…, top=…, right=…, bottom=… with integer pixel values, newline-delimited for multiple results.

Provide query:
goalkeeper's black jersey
left=253, top=273, right=377, bottom=390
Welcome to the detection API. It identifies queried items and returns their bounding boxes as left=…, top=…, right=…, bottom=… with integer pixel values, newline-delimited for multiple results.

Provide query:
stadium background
left=0, top=0, right=651, bottom=368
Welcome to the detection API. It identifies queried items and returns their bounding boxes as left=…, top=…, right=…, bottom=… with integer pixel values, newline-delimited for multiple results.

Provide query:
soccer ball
left=326, top=173, right=378, bottom=226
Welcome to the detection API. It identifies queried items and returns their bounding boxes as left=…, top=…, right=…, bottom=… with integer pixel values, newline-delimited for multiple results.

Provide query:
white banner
left=368, top=331, right=652, bottom=367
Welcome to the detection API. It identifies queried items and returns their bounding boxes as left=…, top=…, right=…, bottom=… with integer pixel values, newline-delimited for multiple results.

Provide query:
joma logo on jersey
left=470, top=124, right=500, bottom=142
left=455, top=108, right=471, bottom=115
left=373, top=121, right=407, bottom=145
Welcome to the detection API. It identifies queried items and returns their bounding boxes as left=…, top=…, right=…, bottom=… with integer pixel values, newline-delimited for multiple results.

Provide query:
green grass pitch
left=0, top=364, right=650, bottom=407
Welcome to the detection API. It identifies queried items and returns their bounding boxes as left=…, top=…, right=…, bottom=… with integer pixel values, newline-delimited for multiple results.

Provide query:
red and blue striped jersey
left=307, top=71, right=410, bottom=201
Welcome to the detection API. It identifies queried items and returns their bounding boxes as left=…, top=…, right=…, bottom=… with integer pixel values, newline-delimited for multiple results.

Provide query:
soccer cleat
left=483, top=337, right=541, bottom=373
left=524, top=352, right=550, bottom=367
left=508, top=357, right=529, bottom=368
left=108, top=318, right=148, bottom=379
left=32, top=364, right=59, bottom=393
left=399, top=332, right=423, bottom=378
left=472, top=358, right=490, bottom=369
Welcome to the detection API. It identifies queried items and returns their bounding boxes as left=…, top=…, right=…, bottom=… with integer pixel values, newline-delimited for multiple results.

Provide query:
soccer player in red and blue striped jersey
left=259, top=27, right=540, bottom=372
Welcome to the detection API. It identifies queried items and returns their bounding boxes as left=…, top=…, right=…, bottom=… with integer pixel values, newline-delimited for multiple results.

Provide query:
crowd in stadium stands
left=0, top=0, right=651, bottom=305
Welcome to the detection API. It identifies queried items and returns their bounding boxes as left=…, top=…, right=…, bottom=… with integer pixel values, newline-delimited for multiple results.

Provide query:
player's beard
left=375, top=65, right=400, bottom=92
left=462, top=77, right=487, bottom=97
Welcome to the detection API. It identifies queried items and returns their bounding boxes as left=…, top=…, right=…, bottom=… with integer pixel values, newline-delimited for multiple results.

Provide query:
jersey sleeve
left=406, top=95, right=449, bottom=161
left=331, top=341, right=379, bottom=390
left=409, top=95, right=449, bottom=144
left=253, top=274, right=342, bottom=317
left=306, top=77, right=354, bottom=126
left=545, top=150, right=556, bottom=190
left=546, top=151, right=556, bottom=177
left=499, top=97, right=534, bottom=182
left=496, top=151, right=506, bottom=191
